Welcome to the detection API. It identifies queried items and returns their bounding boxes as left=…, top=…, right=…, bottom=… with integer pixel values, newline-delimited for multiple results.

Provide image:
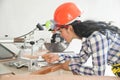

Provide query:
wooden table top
left=0, top=74, right=119, bottom=80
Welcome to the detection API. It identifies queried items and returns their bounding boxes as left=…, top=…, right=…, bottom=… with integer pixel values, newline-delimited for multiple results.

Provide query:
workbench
left=0, top=61, right=120, bottom=80
left=0, top=74, right=119, bottom=80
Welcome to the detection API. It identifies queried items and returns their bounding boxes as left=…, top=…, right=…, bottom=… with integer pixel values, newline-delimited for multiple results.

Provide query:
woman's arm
left=69, top=32, right=109, bottom=75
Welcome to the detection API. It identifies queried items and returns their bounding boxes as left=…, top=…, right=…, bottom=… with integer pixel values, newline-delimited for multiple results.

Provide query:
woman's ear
left=68, top=25, right=74, bottom=32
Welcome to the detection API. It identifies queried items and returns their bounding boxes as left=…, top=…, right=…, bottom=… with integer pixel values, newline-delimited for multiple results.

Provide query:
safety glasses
left=55, top=24, right=69, bottom=30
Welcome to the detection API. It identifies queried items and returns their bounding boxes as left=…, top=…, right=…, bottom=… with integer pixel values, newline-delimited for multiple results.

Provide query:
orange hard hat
left=54, top=2, right=81, bottom=25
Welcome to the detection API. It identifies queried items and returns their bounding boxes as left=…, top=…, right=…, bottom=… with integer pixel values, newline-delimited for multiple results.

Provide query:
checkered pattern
left=58, top=30, right=120, bottom=76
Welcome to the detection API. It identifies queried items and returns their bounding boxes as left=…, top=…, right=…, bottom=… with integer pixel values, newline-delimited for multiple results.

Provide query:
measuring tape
left=112, top=63, right=120, bottom=77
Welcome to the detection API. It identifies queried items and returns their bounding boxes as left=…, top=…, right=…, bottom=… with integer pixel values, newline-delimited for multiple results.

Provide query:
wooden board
left=31, top=64, right=62, bottom=75
left=0, top=74, right=119, bottom=80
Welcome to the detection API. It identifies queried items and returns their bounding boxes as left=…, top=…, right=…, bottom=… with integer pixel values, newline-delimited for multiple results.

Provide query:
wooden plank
left=0, top=74, right=119, bottom=80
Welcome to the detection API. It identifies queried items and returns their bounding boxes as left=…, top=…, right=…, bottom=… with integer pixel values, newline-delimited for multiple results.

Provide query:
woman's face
left=59, top=25, right=74, bottom=43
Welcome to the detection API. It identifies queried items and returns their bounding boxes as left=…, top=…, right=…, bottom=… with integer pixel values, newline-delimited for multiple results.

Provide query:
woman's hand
left=42, top=53, right=59, bottom=63
left=61, top=60, right=70, bottom=71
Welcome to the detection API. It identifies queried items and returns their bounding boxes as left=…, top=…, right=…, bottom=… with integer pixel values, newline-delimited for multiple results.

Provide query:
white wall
left=0, top=0, right=120, bottom=38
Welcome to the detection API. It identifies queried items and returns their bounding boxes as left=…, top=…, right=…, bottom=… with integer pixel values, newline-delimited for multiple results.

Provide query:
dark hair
left=70, top=20, right=120, bottom=38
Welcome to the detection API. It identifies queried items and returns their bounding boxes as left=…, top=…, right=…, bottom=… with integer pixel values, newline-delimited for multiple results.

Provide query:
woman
left=42, top=2, right=120, bottom=76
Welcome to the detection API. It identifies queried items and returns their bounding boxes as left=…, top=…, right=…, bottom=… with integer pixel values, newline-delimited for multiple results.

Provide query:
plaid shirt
left=58, top=30, right=120, bottom=76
